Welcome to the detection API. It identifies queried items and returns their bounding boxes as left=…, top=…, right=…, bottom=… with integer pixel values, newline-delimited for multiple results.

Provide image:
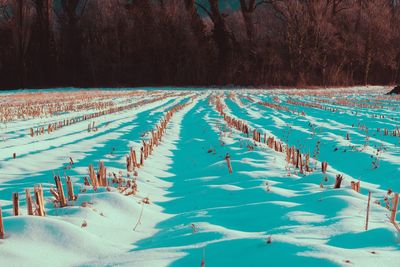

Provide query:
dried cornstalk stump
left=50, top=187, right=60, bottom=202
left=54, top=176, right=67, bottom=207
left=12, top=193, right=19, bottom=216
left=0, top=203, right=4, bottom=239
left=365, top=191, right=371, bottom=230
left=34, top=185, right=46, bottom=216
left=97, top=161, right=107, bottom=187
left=66, top=176, right=76, bottom=201
left=334, top=174, right=343, bottom=189
left=351, top=181, right=361, bottom=193
left=390, top=193, right=399, bottom=224
left=321, top=161, right=328, bottom=173
left=225, top=153, right=233, bottom=174
left=88, top=164, right=98, bottom=189
left=25, top=189, right=34, bottom=215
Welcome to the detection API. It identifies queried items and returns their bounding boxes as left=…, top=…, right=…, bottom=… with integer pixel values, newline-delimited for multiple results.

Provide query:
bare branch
left=195, top=1, right=213, bottom=21
left=254, top=0, right=272, bottom=10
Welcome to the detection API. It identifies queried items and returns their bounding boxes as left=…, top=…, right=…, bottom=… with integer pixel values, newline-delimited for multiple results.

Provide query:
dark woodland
left=0, top=0, right=399, bottom=89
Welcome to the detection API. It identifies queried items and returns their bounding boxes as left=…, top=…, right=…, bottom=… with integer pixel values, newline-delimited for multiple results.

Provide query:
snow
left=0, top=87, right=399, bottom=266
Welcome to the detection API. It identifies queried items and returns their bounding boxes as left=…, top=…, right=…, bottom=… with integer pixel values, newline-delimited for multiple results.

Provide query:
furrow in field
left=226, top=94, right=400, bottom=192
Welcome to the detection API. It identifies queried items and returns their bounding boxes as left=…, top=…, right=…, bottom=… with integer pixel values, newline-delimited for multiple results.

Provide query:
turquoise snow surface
left=0, top=87, right=399, bottom=267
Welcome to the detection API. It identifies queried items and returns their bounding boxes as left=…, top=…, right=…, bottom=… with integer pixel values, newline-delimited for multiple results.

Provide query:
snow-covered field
left=0, top=87, right=399, bottom=267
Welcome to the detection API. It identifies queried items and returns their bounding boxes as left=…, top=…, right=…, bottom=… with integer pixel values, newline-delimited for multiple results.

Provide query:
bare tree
left=0, top=0, right=399, bottom=88
left=196, top=0, right=237, bottom=83
left=32, top=0, right=53, bottom=85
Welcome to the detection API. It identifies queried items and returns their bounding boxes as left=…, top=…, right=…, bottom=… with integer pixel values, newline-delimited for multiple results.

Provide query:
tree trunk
left=13, top=0, right=24, bottom=87
left=34, top=0, right=53, bottom=85
left=239, top=0, right=256, bottom=46
left=184, top=0, right=206, bottom=41
left=239, top=0, right=260, bottom=83
left=61, top=0, right=82, bottom=85
left=364, top=31, right=372, bottom=85
left=208, top=0, right=234, bottom=83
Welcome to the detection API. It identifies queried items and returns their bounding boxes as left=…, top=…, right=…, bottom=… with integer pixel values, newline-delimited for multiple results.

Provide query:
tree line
left=0, top=0, right=399, bottom=89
